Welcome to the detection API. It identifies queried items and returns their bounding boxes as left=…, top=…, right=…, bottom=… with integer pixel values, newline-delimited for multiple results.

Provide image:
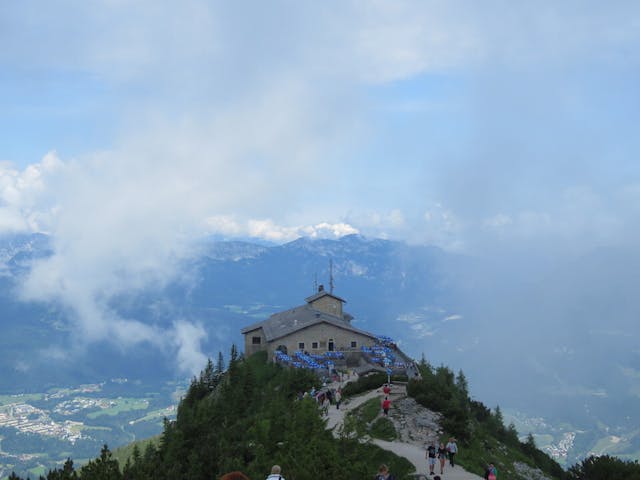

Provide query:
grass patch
left=28, top=466, right=46, bottom=477
left=128, top=406, right=176, bottom=424
left=345, top=398, right=396, bottom=441
left=0, top=393, right=43, bottom=406
left=86, top=398, right=149, bottom=419
left=356, top=441, right=415, bottom=479
left=370, top=417, right=397, bottom=441
left=112, top=435, right=160, bottom=469
left=80, top=425, right=112, bottom=432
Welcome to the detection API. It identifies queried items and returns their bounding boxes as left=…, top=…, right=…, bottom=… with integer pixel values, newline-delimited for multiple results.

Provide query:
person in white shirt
left=446, top=438, right=458, bottom=467
left=266, top=465, right=284, bottom=480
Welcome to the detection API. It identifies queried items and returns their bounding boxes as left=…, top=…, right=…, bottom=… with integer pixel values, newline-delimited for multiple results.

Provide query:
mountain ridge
left=0, top=233, right=638, bottom=465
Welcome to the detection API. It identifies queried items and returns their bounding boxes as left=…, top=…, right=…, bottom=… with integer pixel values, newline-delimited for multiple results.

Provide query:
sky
left=1, top=1, right=640, bottom=374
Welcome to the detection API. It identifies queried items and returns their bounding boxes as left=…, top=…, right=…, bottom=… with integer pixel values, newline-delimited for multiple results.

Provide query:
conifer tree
left=216, top=351, right=225, bottom=374
left=79, top=445, right=122, bottom=480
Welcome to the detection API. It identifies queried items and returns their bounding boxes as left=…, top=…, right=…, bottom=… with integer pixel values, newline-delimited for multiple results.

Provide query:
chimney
left=318, top=284, right=324, bottom=292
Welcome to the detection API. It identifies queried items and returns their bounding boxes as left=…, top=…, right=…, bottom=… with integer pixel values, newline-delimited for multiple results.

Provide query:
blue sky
left=2, top=1, right=640, bottom=372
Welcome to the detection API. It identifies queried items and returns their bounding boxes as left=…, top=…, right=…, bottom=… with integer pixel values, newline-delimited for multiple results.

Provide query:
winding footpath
left=324, top=385, right=483, bottom=480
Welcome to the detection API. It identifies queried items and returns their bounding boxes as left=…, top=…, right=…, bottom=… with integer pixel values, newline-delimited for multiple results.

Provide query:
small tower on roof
left=305, top=284, right=346, bottom=319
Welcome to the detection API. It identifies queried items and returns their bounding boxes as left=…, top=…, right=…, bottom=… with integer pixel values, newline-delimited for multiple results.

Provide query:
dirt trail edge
left=324, top=385, right=483, bottom=480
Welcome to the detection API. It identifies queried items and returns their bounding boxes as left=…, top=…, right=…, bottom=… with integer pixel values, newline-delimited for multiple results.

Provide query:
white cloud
left=172, top=320, right=208, bottom=375
left=396, top=313, right=425, bottom=324
left=204, top=216, right=359, bottom=242
left=396, top=313, right=435, bottom=338
left=0, top=152, right=62, bottom=233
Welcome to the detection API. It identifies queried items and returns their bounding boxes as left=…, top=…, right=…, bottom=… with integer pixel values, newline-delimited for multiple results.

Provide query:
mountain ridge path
left=324, top=383, right=483, bottom=480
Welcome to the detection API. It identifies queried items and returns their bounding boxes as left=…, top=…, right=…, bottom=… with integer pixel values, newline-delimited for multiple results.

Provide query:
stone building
left=241, top=285, right=378, bottom=359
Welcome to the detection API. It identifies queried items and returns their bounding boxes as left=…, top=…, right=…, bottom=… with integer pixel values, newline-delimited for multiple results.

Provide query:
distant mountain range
left=2, top=233, right=640, bottom=463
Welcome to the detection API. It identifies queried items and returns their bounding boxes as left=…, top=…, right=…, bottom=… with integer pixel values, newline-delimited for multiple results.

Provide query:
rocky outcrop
left=513, top=462, right=553, bottom=480
left=387, top=396, right=443, bottom=446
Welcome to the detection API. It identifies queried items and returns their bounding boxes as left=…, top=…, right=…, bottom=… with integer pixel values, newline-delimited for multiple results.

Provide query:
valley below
left=0, top=379, right=182, bottom=479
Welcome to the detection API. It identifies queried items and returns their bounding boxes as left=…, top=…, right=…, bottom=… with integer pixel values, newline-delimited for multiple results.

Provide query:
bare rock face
left=387, top=396, right=443, bottom=446
left=513, top=461, right=553, bottom=480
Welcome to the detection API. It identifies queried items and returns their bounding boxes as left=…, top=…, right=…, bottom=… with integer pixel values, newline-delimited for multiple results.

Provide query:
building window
left=298, top=342, right=305, bottom=350
left=312, top=342, right=319, bottom=349
left=351, top=341, right=357, bottom=348
left=252, top=337, right=261, bottom=345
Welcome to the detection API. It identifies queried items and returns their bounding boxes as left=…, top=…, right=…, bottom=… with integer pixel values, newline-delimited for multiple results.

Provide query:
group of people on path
left=425, top=437, right=458, bottom=476
left=300, top=385, right=343, bottom=413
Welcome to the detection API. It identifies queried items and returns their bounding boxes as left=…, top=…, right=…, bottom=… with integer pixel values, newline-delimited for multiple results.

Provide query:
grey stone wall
left=265, top=322, right=375, bottom=357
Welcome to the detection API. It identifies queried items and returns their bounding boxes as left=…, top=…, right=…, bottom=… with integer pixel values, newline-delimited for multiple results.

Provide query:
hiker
left=335, top=388, right=342, bottom=409
left=484, top=463, right=497, bottom=480
left=382, top=396, right=391, bottom=416
left=383, top=383, right=391, bottom=395
left=446, top=437, right=458, bottom=467
left=266, top=465, right=284, bottom=480
left=426, top=442, right=437, bottom=475
left=375, top=463, right=395, bottom=480
left=437, top=442, right=447, bottom=474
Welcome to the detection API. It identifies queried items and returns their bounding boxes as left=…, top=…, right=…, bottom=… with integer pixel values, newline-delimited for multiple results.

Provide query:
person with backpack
left=266, top=465, right=284, bottom=480
left=426, top=442, right=437, bottom=475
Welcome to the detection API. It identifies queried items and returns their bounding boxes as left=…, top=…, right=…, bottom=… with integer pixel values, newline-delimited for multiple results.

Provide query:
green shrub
left=342, top=372, right=387, bottom=397
left=370, top=417, right=397, bottom=441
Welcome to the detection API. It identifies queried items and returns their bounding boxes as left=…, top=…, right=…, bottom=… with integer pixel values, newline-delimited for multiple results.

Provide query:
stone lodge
left=241, top=285, right=379, bottom=360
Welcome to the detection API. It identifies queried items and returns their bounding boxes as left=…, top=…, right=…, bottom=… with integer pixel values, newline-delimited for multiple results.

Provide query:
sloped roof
left=240, top=304, right=375, bottom=343
left=304, top=290, right=347, bottom=304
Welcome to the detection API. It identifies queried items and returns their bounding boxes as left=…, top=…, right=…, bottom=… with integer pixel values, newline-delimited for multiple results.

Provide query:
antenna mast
left=329, top=258, right=334, bottom=293
left=313, top=272, right=318, bottom=293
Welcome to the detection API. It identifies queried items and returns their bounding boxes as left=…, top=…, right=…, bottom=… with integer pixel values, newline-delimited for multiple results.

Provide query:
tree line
left=7, top=348, right=411, bottom=480
left=6, top=351, right=640, bottom=479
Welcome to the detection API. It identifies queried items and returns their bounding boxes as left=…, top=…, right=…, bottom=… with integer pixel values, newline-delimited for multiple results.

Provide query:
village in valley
left=0, top=382, right=181, bottom=479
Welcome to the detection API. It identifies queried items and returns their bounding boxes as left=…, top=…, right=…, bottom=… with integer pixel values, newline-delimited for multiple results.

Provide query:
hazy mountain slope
left=1, top=233, right=639, bottom=463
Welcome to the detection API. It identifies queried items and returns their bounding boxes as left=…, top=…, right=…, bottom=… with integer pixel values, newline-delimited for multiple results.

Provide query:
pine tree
left=216, top=351, right=226, bottom=374
left=79, top=445, right=122, bottom=480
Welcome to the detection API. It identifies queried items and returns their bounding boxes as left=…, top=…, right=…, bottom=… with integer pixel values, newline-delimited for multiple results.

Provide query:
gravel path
left=324, top=385, right=483, bottom=480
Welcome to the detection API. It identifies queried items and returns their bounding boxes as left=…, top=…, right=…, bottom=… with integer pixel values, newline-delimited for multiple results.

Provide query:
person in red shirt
left=382, top=396, right=391, bottom=415
left=383, top=383, right=391, bottom=395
